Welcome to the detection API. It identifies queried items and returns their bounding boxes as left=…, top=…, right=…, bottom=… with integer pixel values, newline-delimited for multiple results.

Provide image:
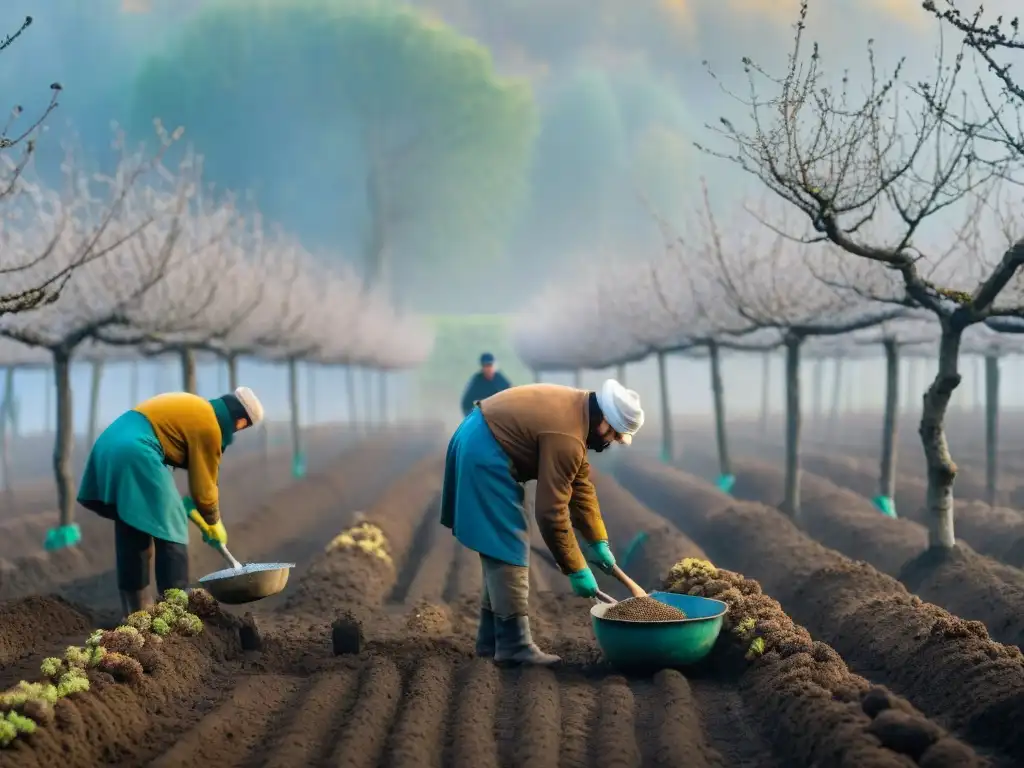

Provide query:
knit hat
left=232, top=386, right=265, bottom=427
left=596, top=379, right=644, bottom=445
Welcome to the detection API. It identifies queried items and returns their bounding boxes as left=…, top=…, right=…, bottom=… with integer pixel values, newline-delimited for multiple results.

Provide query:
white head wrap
left=234, top=386, right=265, bottom=427
left=596, top=379, right=644, bottom=445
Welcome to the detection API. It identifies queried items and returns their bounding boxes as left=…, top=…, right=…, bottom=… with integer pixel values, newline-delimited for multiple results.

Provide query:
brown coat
left=479, top=384, right=607, bottom=574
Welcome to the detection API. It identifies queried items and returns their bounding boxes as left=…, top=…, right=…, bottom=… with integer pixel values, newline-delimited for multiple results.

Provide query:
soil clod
left=332, top=612, right=363, bottom=655
left=240, top=612, right=262, bottom=652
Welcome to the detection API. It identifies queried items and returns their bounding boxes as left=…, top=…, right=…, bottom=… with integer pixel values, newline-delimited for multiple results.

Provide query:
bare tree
left=704, top=208, right=905, bottom=520
left=698, top=0, right=1024, bottom=548
left=925, top=0, right=1024, bottom=154
left=0, top=131, right=196, bottom=548
left=842, top=315, right=939, bottom=517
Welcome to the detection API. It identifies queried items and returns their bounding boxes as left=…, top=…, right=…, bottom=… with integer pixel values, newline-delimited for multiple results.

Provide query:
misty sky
left=4, top=0, right=1016, bottom=306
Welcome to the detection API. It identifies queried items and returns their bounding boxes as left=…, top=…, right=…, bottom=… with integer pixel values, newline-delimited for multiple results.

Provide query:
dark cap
left=480, top=352, right=495, bottom=365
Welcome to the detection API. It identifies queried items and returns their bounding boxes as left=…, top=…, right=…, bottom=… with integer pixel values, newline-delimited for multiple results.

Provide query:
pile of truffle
left=604, top=595, right=687, bottom=621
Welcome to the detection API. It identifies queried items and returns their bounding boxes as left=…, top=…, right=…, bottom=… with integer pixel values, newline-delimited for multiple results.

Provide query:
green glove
left=584, top=540, right=616, bottom=573
left=568, top=567, right=598, bottom=598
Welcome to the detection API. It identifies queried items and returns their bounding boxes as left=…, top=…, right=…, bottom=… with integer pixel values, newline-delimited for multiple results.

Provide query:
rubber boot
left=475, top=607, right=497, bottom=657
left=119, top=589, right=153, bottom=618
left=493, top=615, right=561, bottom=666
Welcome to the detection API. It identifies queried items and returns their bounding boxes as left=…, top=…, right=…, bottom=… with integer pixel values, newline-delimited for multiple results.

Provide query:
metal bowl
left=590, top=591, right=727, bottom=671
left=197, top=562, right=295, bottom=605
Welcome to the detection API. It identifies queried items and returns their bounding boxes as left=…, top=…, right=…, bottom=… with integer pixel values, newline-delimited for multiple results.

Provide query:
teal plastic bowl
left=590, top=591, right=727, bottom=671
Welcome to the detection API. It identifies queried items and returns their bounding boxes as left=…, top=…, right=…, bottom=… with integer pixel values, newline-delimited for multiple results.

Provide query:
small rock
left=919, top=737, right=986, bottom=768
left=867, top=709, right=941, bottom=760
left=861, top=686, right=893, bottom=718
left=332, top=612, right=363, bottom=655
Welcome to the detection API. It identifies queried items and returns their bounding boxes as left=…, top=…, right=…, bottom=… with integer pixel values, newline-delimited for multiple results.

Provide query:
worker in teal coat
left=77, top=387, right=264, bottom=616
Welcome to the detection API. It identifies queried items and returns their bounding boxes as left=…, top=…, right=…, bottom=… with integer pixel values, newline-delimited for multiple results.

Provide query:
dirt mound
left=0, top=596, right=93, bottom=670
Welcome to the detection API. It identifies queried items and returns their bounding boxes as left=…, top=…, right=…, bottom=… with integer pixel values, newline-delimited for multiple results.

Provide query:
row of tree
left=0, top=118, right=432, bottom=547
left=517, top=0, right=1024, bottom=551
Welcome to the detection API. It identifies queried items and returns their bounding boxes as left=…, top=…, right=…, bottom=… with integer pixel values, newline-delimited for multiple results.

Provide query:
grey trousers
left=480, top=553, right=530, bottom=618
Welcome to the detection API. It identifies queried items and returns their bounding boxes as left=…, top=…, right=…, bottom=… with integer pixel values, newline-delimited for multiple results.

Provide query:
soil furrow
left=404, top=509, right=456, bottom=605
left=642, top=671, right=725, bottom=767
left=252, top=669, right=360, bottom=768
left=512, top=665, right=561, bottom=768
left=384, top=654, right=453, bottom=768
left=148, top=675, right=302, bottom=768
left=592, top=675, right=641, bottom=768
left=327, top=654, right=403, bottom=768
left=688, top=678, right=774, bottom=768
left=389, top=496, right=445, bottom=604
left=558, top=676, right=600, bottom=768
left=447, top=658, right=501, bottom=768
left=493, top=667, right=520, bottom=766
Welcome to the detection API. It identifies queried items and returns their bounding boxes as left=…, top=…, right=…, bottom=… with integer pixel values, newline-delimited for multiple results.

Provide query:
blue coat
left=460, top=371, right=512, bottom=416
left=440, top=408, right=528, bottom=566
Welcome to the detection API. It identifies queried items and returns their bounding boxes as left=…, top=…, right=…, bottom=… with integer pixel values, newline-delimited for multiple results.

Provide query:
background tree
left=699, top=0, right=1024, bottom=550
left=0, top=130, right=199, bottom=549
left=130, top=0, right=537, bottom=306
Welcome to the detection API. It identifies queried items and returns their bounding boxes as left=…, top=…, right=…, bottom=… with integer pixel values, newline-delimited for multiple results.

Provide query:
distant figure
left=461, top=352, right=512, bottom=416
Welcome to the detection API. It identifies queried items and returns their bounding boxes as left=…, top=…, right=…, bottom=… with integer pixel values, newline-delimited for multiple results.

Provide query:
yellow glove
left=203, top=520, right=228, bottom=547
left=188, top=507, right=228, bottom=547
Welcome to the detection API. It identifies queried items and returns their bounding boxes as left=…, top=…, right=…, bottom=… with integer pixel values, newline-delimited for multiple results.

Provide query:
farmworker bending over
left=460, top=352, right=512, bottom=416
left=77, top=387, right=264, bottom=617
left=441, top=379, right=645, bottom=666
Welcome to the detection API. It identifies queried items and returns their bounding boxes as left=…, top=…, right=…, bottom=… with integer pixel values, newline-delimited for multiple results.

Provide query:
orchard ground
left=0, top=419, right=1019, bottom=766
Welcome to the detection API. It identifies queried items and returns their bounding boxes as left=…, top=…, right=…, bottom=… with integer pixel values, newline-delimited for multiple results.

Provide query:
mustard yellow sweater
left=134, top=393, right=225, bottom=524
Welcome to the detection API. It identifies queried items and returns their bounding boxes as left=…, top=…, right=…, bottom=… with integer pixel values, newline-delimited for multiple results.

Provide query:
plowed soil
left=0, top=434, right=1006, bottom=767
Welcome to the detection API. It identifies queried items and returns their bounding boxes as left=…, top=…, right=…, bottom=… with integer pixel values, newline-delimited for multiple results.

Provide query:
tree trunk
left=346, top=366, right=359, bottom=430
left=656, top=350, right=673, bottom=462
left=217, top=357, right=226, bottom=392
left=920, top=324, right=964, bottom=549
left=226, top=354, right=239, bottom=392
left=985, top=352, right=1000, bottom=508
left=616, top=363, right=626, bottom=386
left=307, top=363, right=317, bottom=427
left=573, top=369, right=582, bottom=389
left=708, top=341, right=733, bottom=490
left=129, top=360, right=140, bottom=406
left=828, top=355, right=844, bottom=434
left=759, top=352, right=771, bottom=436
left=288, top=357, right=303, bottom=478
left=908, top=358, right=921, bottom=414
left=843, top=361, right=855, bottom=413
left=781, top=336, right=803, bottom=521
left=379, top=370, right=388, bottom=424
left=876, top=339, right=900, bottom=517
left=0, top=366, right=12, bottom=494
left=180, top=348, right=197, bottom=394
left=51, top=349, right=77, bottom=539
left=86, top=360, right=104, bottom=447
left=532, top=369, right=540, bottom=383
left=44, top=368, right=52, bottom=434
left=973, top=355, right=983, bottom=414
left=363, top=368, right=375, bottom=426
left=811, top=358, right=824, bottom=430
